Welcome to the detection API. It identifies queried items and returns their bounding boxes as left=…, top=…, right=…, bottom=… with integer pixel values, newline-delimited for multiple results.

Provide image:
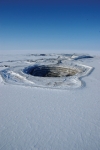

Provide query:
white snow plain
left=0, top=51, right=100, bottom=150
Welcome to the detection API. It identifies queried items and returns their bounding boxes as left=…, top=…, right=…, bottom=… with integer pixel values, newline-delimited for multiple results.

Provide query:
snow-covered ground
left=0, top=51, right=100, bottom=150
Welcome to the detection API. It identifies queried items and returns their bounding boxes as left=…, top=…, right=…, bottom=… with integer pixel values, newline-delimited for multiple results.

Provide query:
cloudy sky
left=0, top=0, right=100, bottom=51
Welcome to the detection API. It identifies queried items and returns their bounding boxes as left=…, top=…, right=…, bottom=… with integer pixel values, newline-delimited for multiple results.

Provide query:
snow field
left=0, top=52, right=100, bottom=150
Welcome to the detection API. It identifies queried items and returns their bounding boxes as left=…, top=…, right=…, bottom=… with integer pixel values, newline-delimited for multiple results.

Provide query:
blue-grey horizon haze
left=0, top=0, right=100, bottom=52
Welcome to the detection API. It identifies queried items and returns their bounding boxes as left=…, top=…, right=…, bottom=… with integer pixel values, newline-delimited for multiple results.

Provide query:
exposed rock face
left=28, top=65, right=80, bottom=77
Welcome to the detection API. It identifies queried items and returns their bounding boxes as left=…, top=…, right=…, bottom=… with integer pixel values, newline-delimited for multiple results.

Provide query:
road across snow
left=0, top=52, right=100, bottom=150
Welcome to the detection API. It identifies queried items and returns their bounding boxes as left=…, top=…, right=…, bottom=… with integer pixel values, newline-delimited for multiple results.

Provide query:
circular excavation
left=25, top=65, right=79, bottom=77
left=0, top=53, right=93, bottom=89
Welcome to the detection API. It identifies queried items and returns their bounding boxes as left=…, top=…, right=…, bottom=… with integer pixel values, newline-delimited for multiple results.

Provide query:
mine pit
left=26, top=65, right=79, bottom=77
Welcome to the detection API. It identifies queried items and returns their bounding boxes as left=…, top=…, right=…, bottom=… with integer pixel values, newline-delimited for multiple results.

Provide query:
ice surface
left=0, top=52, right=100, bottom=150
